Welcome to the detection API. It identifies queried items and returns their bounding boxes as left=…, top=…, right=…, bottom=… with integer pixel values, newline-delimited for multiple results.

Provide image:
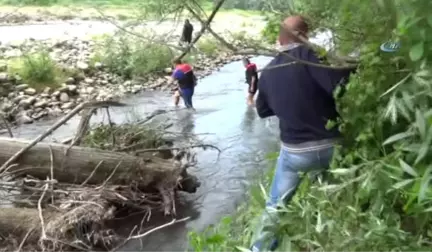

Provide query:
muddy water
left=10, top=56, right=279, bottom=251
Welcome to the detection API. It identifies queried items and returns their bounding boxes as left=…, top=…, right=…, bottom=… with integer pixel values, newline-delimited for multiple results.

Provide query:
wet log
left=0, top=137, right=199, bottom=192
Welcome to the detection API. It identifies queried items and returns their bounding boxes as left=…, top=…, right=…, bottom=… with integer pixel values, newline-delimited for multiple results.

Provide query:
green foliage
left=196, top=37, right=222, bottom=57
left=261, top=14, right=281, bottom=44
left=82, top=122, right=167, bottom=151
left=7, top=50, right=62, bottom=90
left=190, top=0, right=432, bottom=251
left=91, top=34, right=173, bottom=79
left=0, top=0, right=59, bottom=5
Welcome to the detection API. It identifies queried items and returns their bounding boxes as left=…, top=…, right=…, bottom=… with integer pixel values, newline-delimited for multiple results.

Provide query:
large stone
left=59, top=92, right=69, bottom=102
left=67, top=85, right=77, bottom=93
left=22, top=97, right=36, bottom=107
left=94, top=62, right=103, bottom=69
left=84, top=78, right=94, bottom=85
left=61, top=102, right=75, bottom=110
left=0, top=72, right=8, bottom=82
left=15, top=84, right=29, bottom=91
left=51, top=90, right=60, bottom=97
left=77, top=61, right=89, bottom=71
left=34, top=99, right=48, bottom=108
left=16, top=113, right=33, bottom=124
left=65, top=77, right=75, bottom=84
left=24, top=87, right=36, bottom=95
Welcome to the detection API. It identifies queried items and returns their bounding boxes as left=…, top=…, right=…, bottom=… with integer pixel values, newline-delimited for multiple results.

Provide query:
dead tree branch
left=0, top=101, right=127, bottom=173
left=185, top=3, right=236, bottom=51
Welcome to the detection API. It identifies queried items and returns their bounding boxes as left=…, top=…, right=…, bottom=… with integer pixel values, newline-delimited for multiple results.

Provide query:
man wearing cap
left=251, top=15, right=355, bottom=251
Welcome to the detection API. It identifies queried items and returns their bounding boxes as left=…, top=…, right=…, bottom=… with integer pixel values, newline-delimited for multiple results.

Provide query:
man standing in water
left=251, top=16, right=354, bottom=251
left=243, top=58, right=258, bottom=105
left=172, top=59, right=197, bottom=109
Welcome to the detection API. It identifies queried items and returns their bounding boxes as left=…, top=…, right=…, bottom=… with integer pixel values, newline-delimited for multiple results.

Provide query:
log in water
left=0, top=137, right=199, bottom=192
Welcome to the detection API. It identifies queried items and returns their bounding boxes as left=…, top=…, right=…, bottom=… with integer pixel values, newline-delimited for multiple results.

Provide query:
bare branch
left=174, top=0, right=227, bottom=61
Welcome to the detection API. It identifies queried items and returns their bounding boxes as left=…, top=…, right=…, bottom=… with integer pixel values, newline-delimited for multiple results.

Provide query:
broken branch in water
left=110, top=216, right=190, bottom=252
left=135, top=144, right=221, bottom=155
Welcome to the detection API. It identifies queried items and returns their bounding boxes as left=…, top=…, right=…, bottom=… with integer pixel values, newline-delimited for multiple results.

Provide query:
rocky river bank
left=0, top=37, right=244, bottom=127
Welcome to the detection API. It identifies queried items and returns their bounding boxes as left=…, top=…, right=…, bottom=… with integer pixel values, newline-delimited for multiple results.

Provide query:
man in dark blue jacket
left=251, top=16, right=354, bottom=252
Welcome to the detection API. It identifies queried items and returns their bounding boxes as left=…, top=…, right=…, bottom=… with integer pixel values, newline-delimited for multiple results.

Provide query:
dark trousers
left=180, top=88, right=194, bottom=108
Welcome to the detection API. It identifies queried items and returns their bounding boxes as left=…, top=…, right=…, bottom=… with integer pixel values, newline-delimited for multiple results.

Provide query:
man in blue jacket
left=251, top=15, right=355, bottom=252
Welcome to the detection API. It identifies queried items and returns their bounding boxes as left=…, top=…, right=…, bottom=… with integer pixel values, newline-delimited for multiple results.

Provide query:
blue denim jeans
left=250, top=144, right=334, bottom=252
left=180, top=88, right=194, bottom=109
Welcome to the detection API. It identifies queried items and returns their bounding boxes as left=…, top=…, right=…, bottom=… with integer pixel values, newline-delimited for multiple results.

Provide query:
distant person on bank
left=242, top=58, right=258, bottom=106
left=180, top=19, right=194, bottom=45
left=251, top=15, right=355, bottom=252
left=172, top=59, right=197, bottom=109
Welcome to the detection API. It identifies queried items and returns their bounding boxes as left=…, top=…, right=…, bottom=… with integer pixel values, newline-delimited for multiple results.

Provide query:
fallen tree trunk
left=0, top=207, right=43, bottom=242
left=0, top=137, right=199, bottom=192
left=0, top=201, right=115, bottom=251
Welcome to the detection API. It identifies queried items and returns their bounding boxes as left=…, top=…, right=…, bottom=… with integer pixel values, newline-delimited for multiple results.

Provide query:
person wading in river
left=172, top=59, right=197, bottom=109
left=251, top=15, right=355, bottom=252
left=242, top=58, right=258, bottom=106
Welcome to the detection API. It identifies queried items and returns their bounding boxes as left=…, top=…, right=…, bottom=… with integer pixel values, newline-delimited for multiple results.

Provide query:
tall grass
left=7, top=50, right=62, bottom=90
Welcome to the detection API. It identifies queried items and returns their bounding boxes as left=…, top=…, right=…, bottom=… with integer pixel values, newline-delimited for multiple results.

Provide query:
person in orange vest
left=242, top=58, right=258, bottom=105
left=171, top=59, right=197, bottom=109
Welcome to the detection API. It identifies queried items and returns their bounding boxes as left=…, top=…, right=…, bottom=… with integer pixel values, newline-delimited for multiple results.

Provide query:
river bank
left=0, top=33, right=248, bottom=127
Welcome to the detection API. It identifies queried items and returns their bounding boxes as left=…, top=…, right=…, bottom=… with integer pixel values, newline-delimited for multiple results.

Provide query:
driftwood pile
left=0, top=102, right=204, bottom=251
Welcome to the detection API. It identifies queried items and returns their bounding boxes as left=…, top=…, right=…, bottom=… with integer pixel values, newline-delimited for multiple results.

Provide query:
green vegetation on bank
left=0, top=0, right=261, bottom=18
left=188, top=0, right=432, bottom=251
left=91, top=33, right=174, bottom=79
left=7, top=50, right=63, bottom=90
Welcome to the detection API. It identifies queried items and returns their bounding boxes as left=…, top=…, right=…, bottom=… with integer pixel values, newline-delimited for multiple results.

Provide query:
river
left=9, top=55, right=279, bottom=251
left=1, top=19, right=333, bottom=251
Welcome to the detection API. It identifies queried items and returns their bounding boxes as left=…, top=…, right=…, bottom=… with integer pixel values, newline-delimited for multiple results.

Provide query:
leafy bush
left=196, top=37, right=221, bottom=57
left=190, top=0, right=432, bottom=251
left=7, top=50, right=62, bottom=90
left=92, top=34, right=173, bottom=79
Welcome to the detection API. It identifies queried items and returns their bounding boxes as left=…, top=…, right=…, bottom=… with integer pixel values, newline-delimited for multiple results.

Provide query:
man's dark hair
left=173, top=59, right=182, bottom=65
left=242, top=58, right=250, bottom=64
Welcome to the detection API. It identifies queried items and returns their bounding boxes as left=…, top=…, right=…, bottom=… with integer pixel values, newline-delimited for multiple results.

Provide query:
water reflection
left=179, top=110, right=195, bottom=135
left=241, top=106, right=256, bottom=133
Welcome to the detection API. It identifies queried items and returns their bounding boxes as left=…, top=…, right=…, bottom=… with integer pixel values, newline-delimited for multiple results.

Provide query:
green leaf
left=399, top=159, right=418, bottom=177
left=415, top=110, right=426, bottom=139
left=409, top=42, right=424, bottom=61
left=418, top=166, right=432, bottom=202
left=236, top=246, right=251, bottom=252
left=205, top=234, right=225, bottom=244
left=392, top=179, right=415, bottom=189
left=383, top=131, right=415, bottom=145
left=416, top=70, right=432, bottom=78
left=415, top=127, right=432, bottom=165
left=428, top=16, right=432, bottom=27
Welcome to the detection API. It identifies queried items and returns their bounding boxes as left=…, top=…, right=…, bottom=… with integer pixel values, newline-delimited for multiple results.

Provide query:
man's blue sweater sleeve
left=305, top=48, right=353, bottom=96
left=255, top=75, right=275, bottom=118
